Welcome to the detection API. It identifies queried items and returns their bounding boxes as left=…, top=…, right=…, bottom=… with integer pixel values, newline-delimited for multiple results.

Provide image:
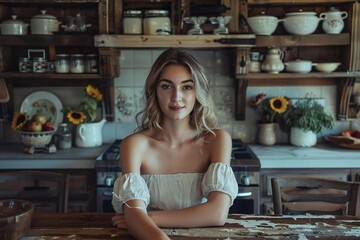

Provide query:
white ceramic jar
left=123, top=10, right=142, bottom=34
left=31, top=10, right=61, bottom=35
left=320, top=7, right=348, bottom=34
left=143, top=10, right=171, bottom=35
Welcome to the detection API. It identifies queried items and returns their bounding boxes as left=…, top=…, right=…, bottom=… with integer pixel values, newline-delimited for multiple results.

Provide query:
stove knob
left=241, top=175, right=250, bottom=186
left=105, top=176, right=115, bottom=186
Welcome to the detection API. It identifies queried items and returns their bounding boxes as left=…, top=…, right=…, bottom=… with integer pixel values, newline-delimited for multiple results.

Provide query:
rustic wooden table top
left=24, top=212, right=360, bottom=239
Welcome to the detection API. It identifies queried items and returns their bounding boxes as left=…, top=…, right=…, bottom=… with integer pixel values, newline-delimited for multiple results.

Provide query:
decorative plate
left=324, top=135, right=360, bottom=150
left=20, top=91, right=63, bottom=129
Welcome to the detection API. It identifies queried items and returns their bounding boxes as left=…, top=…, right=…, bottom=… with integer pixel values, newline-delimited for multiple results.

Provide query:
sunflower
left=86, top=85, right=103, bottom=101
left=270, top=97, right=289, bottom=114
left=67, top=111, right=87, bottom=125
left=11, top=112, right=28, bottom=130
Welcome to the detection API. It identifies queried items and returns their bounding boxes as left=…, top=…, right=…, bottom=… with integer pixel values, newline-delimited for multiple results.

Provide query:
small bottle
left=56, top=123, right=72, bottom=149
left=85, top=54, right=98, bottom=73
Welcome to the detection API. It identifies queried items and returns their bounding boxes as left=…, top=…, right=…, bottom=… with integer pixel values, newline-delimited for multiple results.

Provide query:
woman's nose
left=171, top=89, right=182, bottom=101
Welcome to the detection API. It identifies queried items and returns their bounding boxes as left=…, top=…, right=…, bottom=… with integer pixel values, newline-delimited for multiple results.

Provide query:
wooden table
left=24, top=212, right=360, bottom=239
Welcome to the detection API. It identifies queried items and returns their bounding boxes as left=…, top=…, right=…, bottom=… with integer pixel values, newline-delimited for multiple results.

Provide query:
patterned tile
left=114, top=87, right=135, bottom=123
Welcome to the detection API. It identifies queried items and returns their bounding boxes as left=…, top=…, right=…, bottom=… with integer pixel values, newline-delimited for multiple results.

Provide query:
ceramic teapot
left=75, top=119, right=106, bottom=148
left=320, top=7, right=348, bottom=34
left=261, top=48, right=284, bottom=74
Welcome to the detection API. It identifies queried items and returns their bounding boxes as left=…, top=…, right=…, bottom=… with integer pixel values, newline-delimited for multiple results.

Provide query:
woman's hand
left=112, top=213, right=128, bottom=229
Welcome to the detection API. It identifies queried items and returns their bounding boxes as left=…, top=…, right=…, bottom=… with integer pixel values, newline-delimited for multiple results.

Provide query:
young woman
left=111, top=48, right=238, bottom=240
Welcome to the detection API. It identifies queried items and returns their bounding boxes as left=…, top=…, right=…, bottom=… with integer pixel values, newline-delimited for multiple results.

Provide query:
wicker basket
left=18, top=131, right=55, bottom=148
left=0, top=199, right=34, bottom=240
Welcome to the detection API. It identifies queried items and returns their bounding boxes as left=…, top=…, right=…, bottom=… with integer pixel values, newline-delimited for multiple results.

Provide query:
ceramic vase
left=75, top=119, right=106, bottom=148
left=258, top=123, right=278, bottom=145
left=290, top=127, right=317, bottom=147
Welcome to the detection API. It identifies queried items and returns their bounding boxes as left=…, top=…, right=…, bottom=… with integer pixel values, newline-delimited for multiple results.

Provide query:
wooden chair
left=0, top=170, right=69, bottom=212
left=271, top=177, right=360, bottom=216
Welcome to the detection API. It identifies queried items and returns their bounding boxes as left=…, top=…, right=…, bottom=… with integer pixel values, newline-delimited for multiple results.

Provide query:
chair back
left=271, top=177, right=360, bottom=216
left=0, top=170, right=69, bottom=212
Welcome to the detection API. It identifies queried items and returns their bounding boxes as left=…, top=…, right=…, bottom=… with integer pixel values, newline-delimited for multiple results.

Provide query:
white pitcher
left=75, top=119, right=106, bottom=148
left=320, top=7, right=348, bottom=34
left=261, top=47, right=284, bottom=74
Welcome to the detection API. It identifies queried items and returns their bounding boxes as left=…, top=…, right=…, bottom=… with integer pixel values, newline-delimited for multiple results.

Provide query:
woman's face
left=157, top=64, right=196, bottom=121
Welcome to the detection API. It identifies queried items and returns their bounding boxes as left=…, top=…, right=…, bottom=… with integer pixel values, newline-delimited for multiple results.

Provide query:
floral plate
left=324, top=135, right=360, bottom=150
left=20, top=91, right=63, bottom=129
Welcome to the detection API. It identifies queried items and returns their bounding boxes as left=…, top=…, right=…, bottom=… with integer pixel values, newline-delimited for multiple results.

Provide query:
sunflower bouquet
left=62, top=85, right=103, bottom=125
left=249, top=92, right=290, bottom=124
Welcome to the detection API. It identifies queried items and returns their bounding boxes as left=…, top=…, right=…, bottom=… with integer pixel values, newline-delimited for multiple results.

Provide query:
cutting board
left=0, top=79, right=9, bottom=103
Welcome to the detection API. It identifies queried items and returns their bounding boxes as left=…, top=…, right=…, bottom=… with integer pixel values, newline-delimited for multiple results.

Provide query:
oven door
left=229, top=186, right=259, bottom=214
left=97, top=187, right=115, bottom=212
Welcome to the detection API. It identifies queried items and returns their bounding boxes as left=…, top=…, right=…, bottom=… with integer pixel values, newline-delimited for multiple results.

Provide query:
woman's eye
left=161, top=84, right=171, bottom=90
left=184, top=85, right=193, bottom=90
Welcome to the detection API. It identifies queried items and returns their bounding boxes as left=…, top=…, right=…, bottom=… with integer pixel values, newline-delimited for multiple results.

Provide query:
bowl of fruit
left=12, top=112, right=55, bottom=148
left=324, top=130, right=360, bottom=149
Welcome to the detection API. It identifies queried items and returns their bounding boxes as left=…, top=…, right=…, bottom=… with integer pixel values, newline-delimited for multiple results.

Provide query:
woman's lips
left=169, top=106, right=184, bottom=111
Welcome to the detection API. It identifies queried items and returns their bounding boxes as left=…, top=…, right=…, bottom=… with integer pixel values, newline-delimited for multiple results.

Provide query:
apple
left=32, top=113, right=47, bottom=125
left=351, top=131, right=360, bottom=139
left=42, top=121, right=54, bottom=131
left=28, top=121, right=43, bottom=132
left=341, top=130, right=353, bottom=137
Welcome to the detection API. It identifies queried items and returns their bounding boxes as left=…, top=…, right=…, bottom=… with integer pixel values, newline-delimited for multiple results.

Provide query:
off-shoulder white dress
left=112, top=162, right=238, bottom=213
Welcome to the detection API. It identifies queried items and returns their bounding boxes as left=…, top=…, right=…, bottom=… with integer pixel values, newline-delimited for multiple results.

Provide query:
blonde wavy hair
left=136, top=48, right=218, bottom=136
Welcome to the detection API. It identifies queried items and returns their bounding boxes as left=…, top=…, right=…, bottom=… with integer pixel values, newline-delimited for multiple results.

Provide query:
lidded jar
left=55, top=54, right=70, bottom=73
left=143, top=10, right=171, bottom=35
left=320, top=7, right=348, bottom=34
left=123, top=10, right=142, bottom=34
left=56, top=123, right=72, bottom=149
left=70, top=54, right=85, bottom=73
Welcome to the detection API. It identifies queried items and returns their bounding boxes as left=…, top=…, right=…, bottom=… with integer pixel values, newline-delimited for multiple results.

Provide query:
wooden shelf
left=255, top=34, right=350, bottom=47
left=248, top=0, right=356, bottom=4
left=0, top=35, right=95, bottom=47
left=0, top=72, right=106, bottom=79
left=237, top=72, right=358, bottom=79
left=95, top=34, right=256, bottom=48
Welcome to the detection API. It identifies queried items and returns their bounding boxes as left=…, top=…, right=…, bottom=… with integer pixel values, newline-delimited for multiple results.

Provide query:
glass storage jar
left=70, top=54, right=85, bottom=73
left=143, top=10, right=171, bottom=35
left=56, top=123, right=72, bottom=149
left=85, top=54, right=98, bottom=73
left=123, top=10, right=142, bottom=34
left=55, top=54, right=70, bottom=73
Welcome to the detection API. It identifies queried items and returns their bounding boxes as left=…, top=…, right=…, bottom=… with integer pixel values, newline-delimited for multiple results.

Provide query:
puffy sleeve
left=201, top=162, right=238, bottom=205
left=112, top=173, right=150, bottom=213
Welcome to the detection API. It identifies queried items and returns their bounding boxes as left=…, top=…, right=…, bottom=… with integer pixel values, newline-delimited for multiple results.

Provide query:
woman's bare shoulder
left=205, top=129, right=231, bottom=144
left=121, top=131, right=150, bottom=150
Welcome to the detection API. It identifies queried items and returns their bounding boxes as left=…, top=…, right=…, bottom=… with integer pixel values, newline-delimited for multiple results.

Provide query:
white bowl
left=314, top=62, right=341, bottom=72
left=18, top=130, right=55, bottom=148
left=284, top=59, right=314, bottom=73
left=282, top=11, right=324, bottom=35
left=247, top=15, right=281, bottom=35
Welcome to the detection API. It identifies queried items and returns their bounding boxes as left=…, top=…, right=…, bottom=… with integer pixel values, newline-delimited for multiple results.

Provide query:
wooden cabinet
left=0, top=0, right=119, bottom=120
left=0, top=168, right=96, bottom=212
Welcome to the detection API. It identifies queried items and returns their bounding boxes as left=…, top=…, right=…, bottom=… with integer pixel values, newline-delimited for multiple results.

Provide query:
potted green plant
left=285, top=98, right=334, bottom=147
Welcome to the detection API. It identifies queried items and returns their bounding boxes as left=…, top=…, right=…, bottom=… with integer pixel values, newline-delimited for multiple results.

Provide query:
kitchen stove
left=95, top=139, right=261, bottom=213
